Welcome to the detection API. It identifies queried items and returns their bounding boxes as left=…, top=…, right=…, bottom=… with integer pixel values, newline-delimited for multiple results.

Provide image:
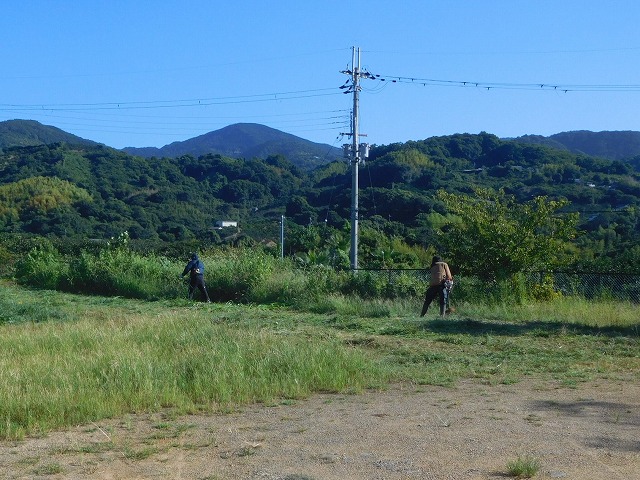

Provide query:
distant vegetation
left=0, top=122, right=639, bottom=274
left=0, top=119, right=96, bottom=150
left=122, top=122, right=341, bottom=169
left=514, top=130, right=640, bottom=162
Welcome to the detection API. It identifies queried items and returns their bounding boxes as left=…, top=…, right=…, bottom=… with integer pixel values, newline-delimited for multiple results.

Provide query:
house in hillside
left=214, top=220, right=238, bottom=230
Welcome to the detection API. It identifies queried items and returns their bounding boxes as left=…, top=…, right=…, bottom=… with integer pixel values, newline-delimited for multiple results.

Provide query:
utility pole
left=280, top=215, right=285, bottom=259
left=341, top=46, right=372, bottom=271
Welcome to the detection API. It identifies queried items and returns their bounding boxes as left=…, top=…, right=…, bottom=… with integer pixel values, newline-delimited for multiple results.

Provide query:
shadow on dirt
left=530, top=398, right=640, bottom=452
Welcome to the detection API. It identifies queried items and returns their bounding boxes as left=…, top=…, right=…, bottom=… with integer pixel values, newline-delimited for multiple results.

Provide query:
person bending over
left=420, top=255, right=453, bottom=317
left=181, top=252, right=211, bottom=303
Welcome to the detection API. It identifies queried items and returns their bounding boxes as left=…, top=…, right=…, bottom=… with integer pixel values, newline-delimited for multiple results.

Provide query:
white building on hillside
left=214, top=220, right=238, bottom=229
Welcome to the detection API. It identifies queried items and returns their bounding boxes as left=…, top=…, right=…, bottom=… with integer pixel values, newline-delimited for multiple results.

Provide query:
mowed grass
left=1, top=282, right=638, bottom=440
left=318, top=297, right=639, bottom=386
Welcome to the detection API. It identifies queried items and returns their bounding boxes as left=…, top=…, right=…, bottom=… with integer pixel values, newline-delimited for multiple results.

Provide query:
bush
left=382, top=273, right=423, bottom=299
left=205, top=248, right=278, bottom=302
left=531, top=274, right=563, bottom=301
left=67, top=249, right=179, bottom=299
left=15, top=242, right=69, bottom=290
left=15, top=241, right=584, bottom=308
left=340, top=271, right=385, bottom=299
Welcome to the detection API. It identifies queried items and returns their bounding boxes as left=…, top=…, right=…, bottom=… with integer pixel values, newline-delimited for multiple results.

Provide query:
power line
left=0, top=88, right=343, bottom=111
left=364, top=74, right=640, bottom=93
left=5, top=47, right=639, bottom=147
left=14, top=109, right=349, bottom=126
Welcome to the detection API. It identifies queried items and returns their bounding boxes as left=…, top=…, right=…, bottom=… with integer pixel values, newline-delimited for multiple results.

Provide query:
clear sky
left=2, top=1, right=639, bottom=150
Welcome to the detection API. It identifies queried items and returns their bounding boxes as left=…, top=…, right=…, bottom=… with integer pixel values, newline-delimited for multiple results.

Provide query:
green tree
left=437, top=188, right=578, bottom=281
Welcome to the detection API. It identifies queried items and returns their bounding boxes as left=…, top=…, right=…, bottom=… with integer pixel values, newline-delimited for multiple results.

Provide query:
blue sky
left=1, top=1, right=639, bottom=150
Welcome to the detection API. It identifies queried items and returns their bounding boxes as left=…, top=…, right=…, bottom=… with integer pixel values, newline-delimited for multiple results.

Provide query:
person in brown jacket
left=420, top=255, right=453, bottom=317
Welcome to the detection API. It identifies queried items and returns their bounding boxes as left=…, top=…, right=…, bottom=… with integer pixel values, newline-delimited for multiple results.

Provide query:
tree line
left=0, top=132, right=639, bottom=275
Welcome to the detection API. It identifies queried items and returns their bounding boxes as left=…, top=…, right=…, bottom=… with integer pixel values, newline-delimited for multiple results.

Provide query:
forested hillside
left=0, top=143, right=305, bottom=243
left=513, top=130, right=640, bottom=163
left=0, top=120, right=96, bottom=150
left=1, top=120, right=341, bottom=171
left=0, top=132, right=639, bottom=271
left=123, top=122, right=341, bottom=169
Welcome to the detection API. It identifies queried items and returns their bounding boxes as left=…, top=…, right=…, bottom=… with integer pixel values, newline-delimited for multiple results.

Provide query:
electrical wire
left=6, top=46, right=639, bottom=147
left=0, top=88, right=343, bottom=111
left=364, top=74, right=640, bottom=93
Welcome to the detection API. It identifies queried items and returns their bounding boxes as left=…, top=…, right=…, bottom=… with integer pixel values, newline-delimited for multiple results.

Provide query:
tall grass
left=15, top=243, right=182, bottom=300
left=506, top=455, right=541, bottom=478
left=0, top=278, right=638, bottom=440
left=14, top=244, right=338, bottom=305
left=3, top=242, right=639, bottom=444
left=13, top=243, right=426, bottom=308
left=11, top=242, right=640, bottom=327
left=0, top=299, right=386, bottom=440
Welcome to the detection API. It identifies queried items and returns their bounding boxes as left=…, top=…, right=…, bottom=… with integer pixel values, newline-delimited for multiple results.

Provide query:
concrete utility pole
left=341, top=47, right=371, bottom=271
left=280, top=215, right=285, bottom=259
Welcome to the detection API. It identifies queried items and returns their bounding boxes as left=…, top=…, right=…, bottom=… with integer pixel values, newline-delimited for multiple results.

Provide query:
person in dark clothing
left=420, top=255, right=453, bottom=317
left=181, top=252, right=211, bottom=302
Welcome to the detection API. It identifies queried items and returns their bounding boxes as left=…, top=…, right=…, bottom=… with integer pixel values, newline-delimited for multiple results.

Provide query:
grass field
left=1, top=280, right=638, bottom=440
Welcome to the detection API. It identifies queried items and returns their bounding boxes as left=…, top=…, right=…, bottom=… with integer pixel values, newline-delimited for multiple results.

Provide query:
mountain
left=5, top=119, right=639, bottom=171
left=123, top=123, right=341, bottom=170
left=0, top=120, right=341, bottom=171
left=0, top=132, right=639, bottom=271
left=512, top=130, right=640, bottom=161
left=0, top=119, right=97, bottom=150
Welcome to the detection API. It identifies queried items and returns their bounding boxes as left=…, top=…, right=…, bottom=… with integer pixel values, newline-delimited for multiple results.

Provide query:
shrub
left=206, top=248, right=277, bottom=302
left=15, top=242, right=69, bottom=290
left=340, top=271, right=385, bottom=299
left=382, top=272, right=423, bottom=299
left=67, top=249, right=179, bottom=299
left=531, top=274, right=563, bottom=301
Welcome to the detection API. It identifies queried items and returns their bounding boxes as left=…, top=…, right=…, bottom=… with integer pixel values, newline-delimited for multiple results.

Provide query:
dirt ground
left=1, top=378, right=638, bottom=480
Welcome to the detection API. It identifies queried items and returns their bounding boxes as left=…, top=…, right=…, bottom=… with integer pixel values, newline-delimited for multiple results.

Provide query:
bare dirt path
left=2, top=378, right=639, bottom=479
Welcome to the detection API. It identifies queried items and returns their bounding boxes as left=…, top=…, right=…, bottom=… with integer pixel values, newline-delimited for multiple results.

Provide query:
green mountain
left=0, top=119, right=97, bottom=151
left=0, top=142, right=306, bottom=243
left=0, top=120, right=341, bottom=171
left=123, top=123, right=341, bottom=170
left=5, top=119, right=640, bottom=171
left=512, top=130, right=640, bottom=161
left=0, top=125, right=639, bottom=271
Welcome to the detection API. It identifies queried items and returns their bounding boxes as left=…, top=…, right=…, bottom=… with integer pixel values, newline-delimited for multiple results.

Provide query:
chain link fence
left=523, top=271, right=640, bottom=303
left=355, top=269, right=640, bottom=303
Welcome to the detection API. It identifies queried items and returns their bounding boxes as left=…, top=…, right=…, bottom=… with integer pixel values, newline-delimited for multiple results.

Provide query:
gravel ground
left=1, top=378, right=638, bottom=479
